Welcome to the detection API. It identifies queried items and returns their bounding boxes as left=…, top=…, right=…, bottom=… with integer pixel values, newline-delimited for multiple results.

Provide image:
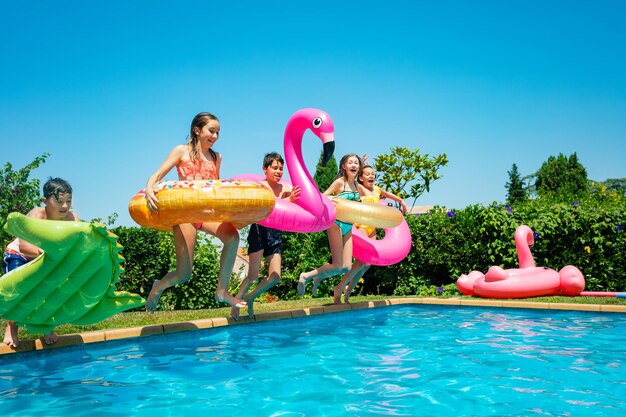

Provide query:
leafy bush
left=113, top=227, right=222, bottom=310
left=0, top=153, right=50, bottom=252
left=242, top=189, right=624, bottom=300
left=11, top=190, right=618, bottom=311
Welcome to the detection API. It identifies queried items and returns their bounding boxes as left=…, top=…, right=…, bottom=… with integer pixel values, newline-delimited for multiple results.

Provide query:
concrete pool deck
left=2, top=297, right=625, bottom=356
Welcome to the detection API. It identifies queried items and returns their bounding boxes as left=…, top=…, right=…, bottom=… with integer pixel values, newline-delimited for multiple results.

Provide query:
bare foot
left=343, top=285, right=351, bottom=304
left=215, top=291, right=247, bottom=308
left=43, top=332, right=58, bottom=345
left=145, top=280, right=163, bottom=313
left=231, top=305, right=241, bottom=320
left=312, top=277, right=322, bottom=297
left=3, top=321, right=18, bottom=348
left=245, top=295, right=255, bottom=318
left=333, top=286, right=342, bottom=305
left=297, top=273, right=307, bottom=296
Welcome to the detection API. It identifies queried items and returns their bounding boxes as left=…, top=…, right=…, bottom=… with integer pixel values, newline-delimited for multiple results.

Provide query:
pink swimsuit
left=176, top=157, right=218, bottom=229
left=176, top=158, right=218, bottom=181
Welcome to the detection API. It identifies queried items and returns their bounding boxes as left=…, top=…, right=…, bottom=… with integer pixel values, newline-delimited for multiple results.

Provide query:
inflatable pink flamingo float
left=234, top=108, right=411, bottom=266
left=233, top=108, right=336, bottom=233
left=457, top=225, right=585, bottom=298
left=352, top=208, right=412, bottom=266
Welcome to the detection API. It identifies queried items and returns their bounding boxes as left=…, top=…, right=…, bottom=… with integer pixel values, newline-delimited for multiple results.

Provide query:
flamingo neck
left=283, top=115, right=324, bottom=216
left=515, top=225, right=536, bottom=268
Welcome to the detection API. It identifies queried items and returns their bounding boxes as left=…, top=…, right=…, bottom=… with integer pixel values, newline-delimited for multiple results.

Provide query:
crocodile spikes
left=0, top=212, right=145, bottom=334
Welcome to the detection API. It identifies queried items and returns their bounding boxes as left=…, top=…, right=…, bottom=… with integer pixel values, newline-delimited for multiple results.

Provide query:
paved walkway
left=2, top=297, right=625, bottom=355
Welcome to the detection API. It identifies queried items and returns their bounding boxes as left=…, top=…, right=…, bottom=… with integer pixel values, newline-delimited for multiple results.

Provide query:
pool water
left=1, top=305, right=625, bottom=416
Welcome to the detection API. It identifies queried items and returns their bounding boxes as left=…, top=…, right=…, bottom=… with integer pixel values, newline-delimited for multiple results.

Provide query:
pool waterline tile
left=2, top=297, right=625, bottom=355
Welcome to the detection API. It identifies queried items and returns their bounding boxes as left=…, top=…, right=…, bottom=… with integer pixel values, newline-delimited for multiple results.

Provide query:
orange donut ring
left=128, top=180, right=275, bottom=231
left=333, top=198, right=403, bottom=229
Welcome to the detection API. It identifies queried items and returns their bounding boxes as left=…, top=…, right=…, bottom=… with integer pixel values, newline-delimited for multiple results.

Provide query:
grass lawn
left=2, top=294, right=625, bottom=344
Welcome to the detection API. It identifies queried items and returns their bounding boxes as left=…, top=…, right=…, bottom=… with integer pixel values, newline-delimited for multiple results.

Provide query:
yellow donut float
left=333, top=198, right=403, bottom=229
left=128, top=180, right=276, bottom=231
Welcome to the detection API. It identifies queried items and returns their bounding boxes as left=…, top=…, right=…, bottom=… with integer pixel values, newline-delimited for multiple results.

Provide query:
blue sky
left=2, top=1, right=625, bottom=227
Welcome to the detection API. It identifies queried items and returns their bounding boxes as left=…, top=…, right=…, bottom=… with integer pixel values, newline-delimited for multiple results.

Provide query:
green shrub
left=113, top=227, right=221, bottom=310
left=112, top=188, right=625, bottom=307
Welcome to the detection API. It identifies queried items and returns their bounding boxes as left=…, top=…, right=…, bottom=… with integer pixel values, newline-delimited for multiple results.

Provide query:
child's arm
left=16, top=208, right=47, bottom=259
left=323, top=179, right=343, bottom=196
left=283, top=185, right=301, bottom=202
left=356, top=183, right=368, bottom=197
left=380, top=188, right=408, bottom=213
left=17, top=209, right=81, bottom=259
left=145, top=145, right=185, bottom=211
left=214, top=152, right=222, bottom=178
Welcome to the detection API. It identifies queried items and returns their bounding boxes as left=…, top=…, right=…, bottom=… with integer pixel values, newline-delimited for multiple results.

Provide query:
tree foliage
left=505, top=163, right=527, bottom=204
left=0, top=153, right=50, bottom=248
left=373, top=146, right=448, bottom=209
left=313, top=150, right=338, bottom=192
left=598, top=178, right=626, bottom=195
left=535, top=153, right=588, bottom=200
left=113, top=226, right=222, bottom=310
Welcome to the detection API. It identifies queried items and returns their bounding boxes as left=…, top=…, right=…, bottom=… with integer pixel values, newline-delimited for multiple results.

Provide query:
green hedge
left=376, top=196, right=625, bottom=295
left=112, top=226, right=222, bottom=310
left=4, top=195, right=622, bottom=310
left=275, top=194, right=625, bottom=298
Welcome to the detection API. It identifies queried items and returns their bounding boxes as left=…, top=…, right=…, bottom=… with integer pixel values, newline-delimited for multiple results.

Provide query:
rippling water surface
left=1, top=305, right=625, bottom=416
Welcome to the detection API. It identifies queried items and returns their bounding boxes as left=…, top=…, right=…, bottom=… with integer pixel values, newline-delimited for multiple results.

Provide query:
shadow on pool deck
left=2, top=297, right=625, bottom=355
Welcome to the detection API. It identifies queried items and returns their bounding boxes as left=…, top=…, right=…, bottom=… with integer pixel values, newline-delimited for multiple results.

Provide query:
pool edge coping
left=2, top=297, right=625, bottom=355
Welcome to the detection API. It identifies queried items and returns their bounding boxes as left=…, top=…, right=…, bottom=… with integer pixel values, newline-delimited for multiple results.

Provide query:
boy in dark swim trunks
left=231, top=152, right=300, bottom=319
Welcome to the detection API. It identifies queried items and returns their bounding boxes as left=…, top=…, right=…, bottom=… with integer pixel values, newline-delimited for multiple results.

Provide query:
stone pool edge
left=2, top=297, right=625, bottom=356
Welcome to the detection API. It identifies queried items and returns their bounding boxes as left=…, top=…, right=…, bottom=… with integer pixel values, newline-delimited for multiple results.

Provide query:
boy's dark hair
left=43, top=177, right=72, bottom=200
left=263, top=152, right=284, bottom=168
left=357, top=165, right=374, bottom=184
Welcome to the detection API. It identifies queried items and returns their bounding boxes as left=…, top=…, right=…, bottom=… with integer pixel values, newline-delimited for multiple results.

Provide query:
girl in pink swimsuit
left=143, top=112, right=246, bottom=311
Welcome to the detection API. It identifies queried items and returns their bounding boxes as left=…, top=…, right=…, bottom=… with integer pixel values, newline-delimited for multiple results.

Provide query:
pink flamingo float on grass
left=233, top=108, right=336, bottom=233
left=457, top=225, right=585, bottom=298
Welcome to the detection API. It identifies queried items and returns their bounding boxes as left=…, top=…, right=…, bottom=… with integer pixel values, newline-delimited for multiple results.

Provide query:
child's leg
left=3, top=255, right=29, bottom=347
left=231, top=249, right=263, bottom=318
left=340, top=229, right=374, bottom=303
left=243, top=253, right=282, bottom=317
left=334, top=259, right=364, bottom=304
left=326, top=232, right=354, bottom=301
left=203, top=222, right=245, bottom=308
left=343, top=263, right=370, bottom=304
left=146, top=224, right=197, bottom=312
left=43, top=331, right=58, bottom=345
left=299, top=226, right=351, bottom=296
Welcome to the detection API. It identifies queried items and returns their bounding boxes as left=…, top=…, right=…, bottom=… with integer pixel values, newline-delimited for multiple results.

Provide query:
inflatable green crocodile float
left=1, top=212, right=145, bottom=334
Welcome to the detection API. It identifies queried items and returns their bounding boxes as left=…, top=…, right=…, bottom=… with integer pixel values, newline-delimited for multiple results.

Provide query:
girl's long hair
left=337, top=153, right=362, bottom=181
left=357, top=165, right=374, bottom=185
left=189, top=112, right=219, bottom=162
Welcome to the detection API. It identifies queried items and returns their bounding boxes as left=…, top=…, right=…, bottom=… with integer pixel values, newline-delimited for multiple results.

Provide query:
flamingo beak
left=321, top=141, right=335, bottom=166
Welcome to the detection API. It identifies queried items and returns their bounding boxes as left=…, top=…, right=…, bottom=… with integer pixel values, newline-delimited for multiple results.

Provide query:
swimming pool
left=1, top=305, right=624, bottom=416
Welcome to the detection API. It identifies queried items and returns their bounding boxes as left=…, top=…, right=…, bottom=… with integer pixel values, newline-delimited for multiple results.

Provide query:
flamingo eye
left=312, top=117, right=323, bottom=129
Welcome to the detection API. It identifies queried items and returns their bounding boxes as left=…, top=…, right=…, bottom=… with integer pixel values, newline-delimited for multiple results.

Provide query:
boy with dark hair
left=2, top=177, right=79, bottom=348
left=232, top=152, right=300, bottom=318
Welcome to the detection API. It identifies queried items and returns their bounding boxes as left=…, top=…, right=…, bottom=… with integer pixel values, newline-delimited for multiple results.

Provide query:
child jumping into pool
left=297, top=153, right=365, bottom=296
left=333, top=164, right=407, bottom=304
left=2, top=177, right=80, bottom=348
left=231, top=152, right=301, bottom=319
left=144, top=112, right=245, bottom=311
